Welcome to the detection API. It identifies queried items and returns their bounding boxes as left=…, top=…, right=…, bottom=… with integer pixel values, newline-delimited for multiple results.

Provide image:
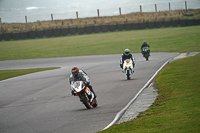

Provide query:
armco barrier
left=180, top=19, right=187, bottom=27
left=117, top=24, right=125, bottom=31
left=148, top=22, right=156, bottom=29
left=3, top=33, right=12, bottom=41
left=124, top=23, right=133, bottom=30
left=132, top=23, right=140, bottom=30
left=0, top=34, right=3, bottom=41
left=69, top=27, right=77, bottom=35
left=164, top=21, right=171, bottom=27
left=101, top=25, right=109, bottom=32
left=187, top=19, right=194, bottom=26
left=110, top=25, right=117, bottom=32
left=37, top=30, right=44, bottom=38
left=44, top=29, right=53, bottom=37
left=1, top=19, right=200, bottom=41
left=194, top=19, right=200, bottom=25
left=172, top=20, right=179, bottom=27
left=29, top=31, right=37, bottom=39
left=85, top=26, right=94, bottom=34
left=156, top=21, right=163, bottom=28
left=12, top=33, right=20, bottom=40
left=78, top=27, right=85, bottom=35
left=61, top=28, right=69, bottom=36
left=85, top=26, right=93, bottom=34
left=94, top=26, right=101, bottom=33
left=140, top=22, right=148, bottom=29
left=20, top=32, right=28, bottom=40
left=53, top=29, right=61, bottom=37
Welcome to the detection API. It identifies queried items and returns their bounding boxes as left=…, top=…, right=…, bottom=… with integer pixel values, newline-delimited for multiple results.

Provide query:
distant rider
left=141, top=41, right=150, bottom=55
left=69, top=67, right=97, bottom=99
left=120, top=49, right=135, bottom=69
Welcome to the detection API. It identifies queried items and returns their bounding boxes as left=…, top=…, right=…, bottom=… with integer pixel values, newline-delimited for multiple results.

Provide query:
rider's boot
left=90, top=93, right=94, bottom=103
left=92, top=90, right=97, bottom=99
left=88, top=85, right=97, bottom=99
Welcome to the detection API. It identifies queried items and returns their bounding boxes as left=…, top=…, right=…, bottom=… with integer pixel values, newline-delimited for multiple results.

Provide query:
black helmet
left=71, top=67, right=79, bottom=76
left=125, top=49, right=130, bottom=56
left=143, top=41, right=147, bottom=44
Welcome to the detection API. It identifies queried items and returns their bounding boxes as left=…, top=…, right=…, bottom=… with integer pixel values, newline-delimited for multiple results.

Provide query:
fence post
left=185, top=1, right=187, bottom=10
left=155, top=4, right=157, bottom=12
left=25, top=16, right=27, bottom=23
left=169, top=3, right=171, bottom=10
left=97, top=9, right=99, bottom=17
left=140, top=5, right=142, bottom=13
left=119, top=7, right=121, bottom=15
left=76, top=11, right=78, bottom=19
left=51, top=14, right=53, bottom=21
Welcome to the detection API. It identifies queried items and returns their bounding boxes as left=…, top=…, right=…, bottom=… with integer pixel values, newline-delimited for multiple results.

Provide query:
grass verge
left=99, top=53, right=200, bottom=133
left=0, top=26, right=200, bottom=60
left=0, top=67, right=60, bottom=81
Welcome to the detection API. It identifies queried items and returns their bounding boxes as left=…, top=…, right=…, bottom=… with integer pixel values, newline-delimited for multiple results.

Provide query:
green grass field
left=0, top=67, right=59, bottom=81
left=0, top=26, right=200, bottom=60
left=99, top=53, right=200, bottom=133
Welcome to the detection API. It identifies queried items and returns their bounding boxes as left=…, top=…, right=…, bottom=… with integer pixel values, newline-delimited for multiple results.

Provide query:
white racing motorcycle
left=122, top=59, right=135, bottom=80
left=71, top=81, right=98, bottom=109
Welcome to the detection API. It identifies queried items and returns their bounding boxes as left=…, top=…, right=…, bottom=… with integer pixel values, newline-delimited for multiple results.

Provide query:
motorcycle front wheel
left=81, top=95, right=92, bottom=109
left=92, top=99, right=98, bottom=107
left=127, top=70, right=130, bottom=80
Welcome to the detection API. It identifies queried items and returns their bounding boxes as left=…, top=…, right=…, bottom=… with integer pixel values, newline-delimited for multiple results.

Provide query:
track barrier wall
left=0, top=19, right=200, bottom=41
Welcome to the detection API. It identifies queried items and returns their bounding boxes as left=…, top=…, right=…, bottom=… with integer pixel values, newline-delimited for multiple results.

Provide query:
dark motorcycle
left=142, top=47, right=150, bottom=61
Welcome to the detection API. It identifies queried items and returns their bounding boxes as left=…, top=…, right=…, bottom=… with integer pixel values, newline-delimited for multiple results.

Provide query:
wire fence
left=0, top=1, right=200, bottom=23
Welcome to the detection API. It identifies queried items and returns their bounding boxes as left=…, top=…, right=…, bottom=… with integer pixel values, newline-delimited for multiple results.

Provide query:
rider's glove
left=84, top=81, right=89, bottom=86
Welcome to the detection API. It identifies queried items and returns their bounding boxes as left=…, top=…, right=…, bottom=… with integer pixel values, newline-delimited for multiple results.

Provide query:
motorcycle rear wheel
left=145, top=53, right=149, bottom=61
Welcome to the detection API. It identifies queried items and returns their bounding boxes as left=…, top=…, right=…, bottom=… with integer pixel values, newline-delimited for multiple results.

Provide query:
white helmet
left=125, top=49, right=130, bottom=56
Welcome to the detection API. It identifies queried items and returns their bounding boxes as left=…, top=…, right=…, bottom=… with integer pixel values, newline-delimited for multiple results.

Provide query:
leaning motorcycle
left=71, top=81, right=98, bottom=109
left=122, top=59, right=134, bottom=80
left=142, top=47, right=150, bottom=61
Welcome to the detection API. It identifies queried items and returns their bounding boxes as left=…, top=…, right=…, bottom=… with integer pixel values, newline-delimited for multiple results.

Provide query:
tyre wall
left=1, top=19, right=200, bottom=41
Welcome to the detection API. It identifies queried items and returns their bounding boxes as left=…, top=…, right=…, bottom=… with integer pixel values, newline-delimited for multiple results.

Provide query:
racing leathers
left=69, top=70, right=96, bottom=98
left=120, top=53, right=135, bottom=69
left=141, top=41, right=150, bottom=55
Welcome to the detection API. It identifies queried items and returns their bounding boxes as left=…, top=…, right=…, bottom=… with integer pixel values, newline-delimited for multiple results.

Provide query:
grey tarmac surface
left=0, top=53, right=180, bottom=133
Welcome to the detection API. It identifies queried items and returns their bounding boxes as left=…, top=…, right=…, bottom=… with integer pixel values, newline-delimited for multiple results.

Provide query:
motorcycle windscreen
left=125, top=59, right=131, bottom=65
left=73, top=81, right=82, bottom=88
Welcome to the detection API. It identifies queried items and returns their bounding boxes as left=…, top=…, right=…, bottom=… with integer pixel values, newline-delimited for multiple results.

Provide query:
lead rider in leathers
left=120, top=49, right=135, bottom=69
left=69, top=67, right=97, bottom=101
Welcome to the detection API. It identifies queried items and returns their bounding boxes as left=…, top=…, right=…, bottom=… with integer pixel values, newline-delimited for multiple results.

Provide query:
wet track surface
left=0, top=53, right=179, bottom=133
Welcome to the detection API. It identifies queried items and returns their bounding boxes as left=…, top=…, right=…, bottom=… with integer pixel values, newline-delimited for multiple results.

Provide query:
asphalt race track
left=0, top=53, right=179, bottom=133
